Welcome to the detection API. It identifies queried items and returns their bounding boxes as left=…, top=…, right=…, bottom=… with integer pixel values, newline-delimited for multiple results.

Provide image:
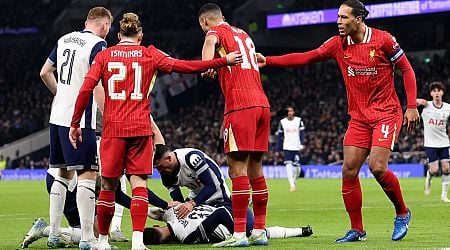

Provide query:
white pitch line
left=275, top=203, right=448, bottom=212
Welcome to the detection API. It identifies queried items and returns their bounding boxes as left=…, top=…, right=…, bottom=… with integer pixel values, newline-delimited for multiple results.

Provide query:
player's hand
left=225, top=51, right=243, bottom=65
left=167, top=201, right=181, bottom=208
left=299, top=145, right=305, bottom=151
left=256, top=53, right=267, bottom=68
left=403, top=108, right=420, bottom=133
left=147, top=207, right=165, bottom=221
left=201, top=69, right=217, bottom=82
left=176, top=201, right=195, bottom=219
left=69, top=127, right=82, bottom=149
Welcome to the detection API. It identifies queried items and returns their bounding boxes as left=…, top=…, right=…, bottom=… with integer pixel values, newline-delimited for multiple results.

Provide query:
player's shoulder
left=442, top=102, right=450, bottom=110
left=323, top=35, right=342, bottom=45
left=176, top=148, right=206, bottom=170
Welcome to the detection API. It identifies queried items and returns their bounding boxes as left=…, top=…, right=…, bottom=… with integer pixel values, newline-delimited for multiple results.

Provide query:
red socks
left=250, top=176, right=268, bottom=230
left=376, top=170, right=408, bottom=215
left=97, top=190, right=115, bottom=235
left=131, top=187, right=149, bottom=232
left=342, top=177, right=363, bottom=232
left=231, top=176, right=250, bottom=233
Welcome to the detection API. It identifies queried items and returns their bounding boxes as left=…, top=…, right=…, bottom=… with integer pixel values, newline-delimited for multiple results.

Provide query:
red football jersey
left=316, top=26, right=405, bottom=122
left=86, top=42, right=174, bottom=137
left=206, top=22, right=269, bottom=114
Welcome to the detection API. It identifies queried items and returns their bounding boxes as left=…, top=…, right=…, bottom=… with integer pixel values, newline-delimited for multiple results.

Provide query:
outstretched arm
left=257, top=49, right=325, bottom=68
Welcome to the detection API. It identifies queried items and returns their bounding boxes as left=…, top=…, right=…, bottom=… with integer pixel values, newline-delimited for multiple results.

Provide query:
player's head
left=337, top=0, right=369, bottom=36
left=85, top=6, right=113, bottom=39
left=118, top=13, right=143, bottom=43
left=143, top=226, right=173, bottom=245
left=153, top=144, right=177, bottom=175
left=286, top=105, right=295, bottom=119
left=429, top=81, right=445, bottom=100
left=198, top=3, right=224, bottom=33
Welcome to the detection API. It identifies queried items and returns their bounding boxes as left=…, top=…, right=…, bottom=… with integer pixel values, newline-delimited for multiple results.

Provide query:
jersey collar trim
left=118, top=39, right=138, bottom=45
left=347, top=25, right=372, bottom=45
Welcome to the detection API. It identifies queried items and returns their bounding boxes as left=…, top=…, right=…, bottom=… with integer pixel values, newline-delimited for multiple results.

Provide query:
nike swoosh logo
left=344, top=56, right=351, bottom=59
left=378, top=138, right=388, bottom=142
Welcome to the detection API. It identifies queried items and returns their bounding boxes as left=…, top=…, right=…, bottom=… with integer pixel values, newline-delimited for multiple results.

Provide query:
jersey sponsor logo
left=428, top=119, right=445, bottom=126
left=347, top=66, right=377, bottom=76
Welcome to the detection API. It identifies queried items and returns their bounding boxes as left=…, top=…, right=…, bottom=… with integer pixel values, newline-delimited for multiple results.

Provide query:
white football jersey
left=164, top=205, right=230, bottom=243
left=278, top=117, right=305, bottom=150
left=421, top=101, right=450, bottom=147
left=48, top=31, right=106, bottom=128
left=164, top=148, right=231, bottom=205
left=47, top=168, right=77, bottom=192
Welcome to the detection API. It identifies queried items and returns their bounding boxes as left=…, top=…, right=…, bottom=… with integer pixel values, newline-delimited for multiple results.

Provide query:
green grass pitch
left=1, top=178, right=449, bottom=249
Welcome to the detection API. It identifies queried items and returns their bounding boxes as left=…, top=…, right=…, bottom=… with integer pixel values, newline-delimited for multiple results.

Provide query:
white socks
left=77, top=179, right=96, bottom=242
left=111, top=175, right=127, bottom=232
left=265, top=226, right=303, bottom=238
left=131, top=231, right=144, bottom=248
left=285, top=163, right=295, bottom=188
left=442, top=173, right=449, bottom=198
left=49, top=176, right=69, bottom=236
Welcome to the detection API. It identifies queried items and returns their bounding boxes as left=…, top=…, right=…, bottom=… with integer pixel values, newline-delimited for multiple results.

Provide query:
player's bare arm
left=416, top=98, right=428, bottom=107
left=151, top=115, right=165, bottom=145
left=93, top=82, right=105, bottom=114
left=39, top=60, right=57, bottom=95
left=201, top=34, right=218, bottom=81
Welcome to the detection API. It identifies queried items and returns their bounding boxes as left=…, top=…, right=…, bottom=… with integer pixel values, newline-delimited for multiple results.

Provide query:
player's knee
left=368, top=158, right=388, bottom=177
left=342, top=162, right=360, bottom=178
left=100, top=177, right=118, bottom=191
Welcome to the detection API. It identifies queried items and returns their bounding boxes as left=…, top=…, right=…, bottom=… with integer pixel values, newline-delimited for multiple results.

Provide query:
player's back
left=50, top=31, right=105, bottom=129
left=94, top=43, right=157, bottom=137
left=208, top=22, right=269, bottom=114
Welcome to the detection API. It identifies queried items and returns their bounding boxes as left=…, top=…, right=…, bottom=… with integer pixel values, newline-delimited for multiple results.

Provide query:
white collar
left=347, top=25, right=372, bottom=45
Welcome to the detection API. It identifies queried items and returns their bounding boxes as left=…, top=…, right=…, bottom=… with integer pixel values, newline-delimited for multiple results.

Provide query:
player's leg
left=247, top=107, right=270, bottom=246
left=424, top=147, right=439, bottom=195
left=370, top=117, right=410, bottom=241
left=265, top=225, right=313, bottom=238
left=293, top=152, right=301, bottom=190
left=335, top=119, right=370, bottom=243
left=95, top=137, right=127, bottom=249
left=48, top=125, right=75, bottom=248
left=247, top=151, right=269, bottom=246
left=127, top=136, right=153, bottom=250
left=284, top=151, right=296, bottom=191
left=439, top=147, right=450, bottom=202
left=110, top=175, right=128, bottom=242
left=60, top=126, right=98, bottom=248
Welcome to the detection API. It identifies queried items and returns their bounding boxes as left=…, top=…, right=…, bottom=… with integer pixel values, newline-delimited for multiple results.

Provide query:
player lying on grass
left=143, top=204, right=313, bottom=245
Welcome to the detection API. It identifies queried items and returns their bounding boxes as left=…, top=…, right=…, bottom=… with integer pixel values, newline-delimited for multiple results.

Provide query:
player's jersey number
left=233, top=36, right=259, bottom=71
left=60, top=49, right=76, bottom=85
left=107, top=62, right=143, bottom=101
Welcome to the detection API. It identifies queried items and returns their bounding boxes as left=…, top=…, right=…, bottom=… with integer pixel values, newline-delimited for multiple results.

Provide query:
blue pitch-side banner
left=1, top=164, right=424, bottom=181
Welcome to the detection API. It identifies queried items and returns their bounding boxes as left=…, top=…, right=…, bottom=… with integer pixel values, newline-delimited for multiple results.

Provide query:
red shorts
left=343, top=115, right=403, bottom=150
left=100, top=136, right=153, bottom=178
left=223, top=107, right=270, bottom=153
